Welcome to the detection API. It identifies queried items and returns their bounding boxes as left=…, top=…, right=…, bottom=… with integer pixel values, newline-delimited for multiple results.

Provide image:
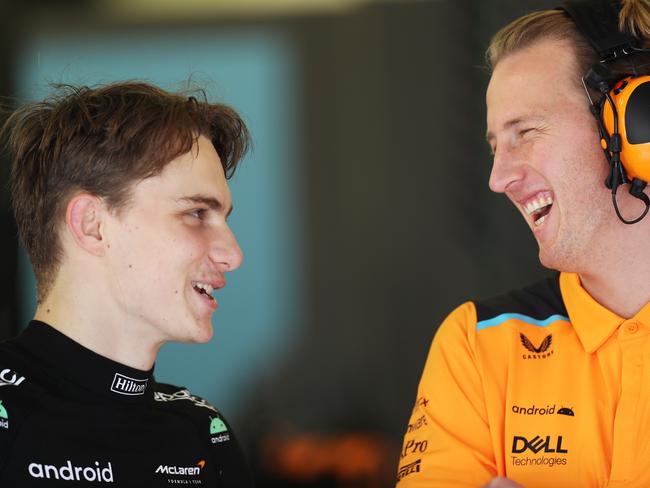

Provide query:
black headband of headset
left=560, top=0, right=638, bottom=59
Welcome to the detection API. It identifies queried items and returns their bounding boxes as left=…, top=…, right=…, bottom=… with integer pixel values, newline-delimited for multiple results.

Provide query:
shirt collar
left=560, top=272, right=650, bottom=353
left=14, top=321, right=155, bottom=404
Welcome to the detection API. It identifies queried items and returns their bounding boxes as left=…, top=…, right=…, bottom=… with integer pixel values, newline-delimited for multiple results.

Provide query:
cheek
left=109, top=223, right=172, bottom=285
left=111, top=223, right=212, bottom=290
left=540, top=124, right=606, bottom=185
left=177, top=226, right=212, bottom=260
left=564, top=114, right=608, bottom=175
left=566, top=141, right=609, bottom=191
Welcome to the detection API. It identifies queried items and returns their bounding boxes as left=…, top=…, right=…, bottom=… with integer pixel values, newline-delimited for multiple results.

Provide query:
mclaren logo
left=155, top=460, right=205, bottom=476
left=520, top=333, right=554, bottom=359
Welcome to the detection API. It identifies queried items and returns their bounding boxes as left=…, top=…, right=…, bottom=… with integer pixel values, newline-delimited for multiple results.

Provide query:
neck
left=577, top=232, right=650, bottom=318
left=34, top=276, right=162, bottom=371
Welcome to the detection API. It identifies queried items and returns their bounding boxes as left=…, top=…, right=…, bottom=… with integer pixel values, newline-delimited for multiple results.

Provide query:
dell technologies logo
left=512, top=435, right=568, bottom=454
left=110, top=373, right=147, bottom=396
left=511, top=434, right=569, bottom=467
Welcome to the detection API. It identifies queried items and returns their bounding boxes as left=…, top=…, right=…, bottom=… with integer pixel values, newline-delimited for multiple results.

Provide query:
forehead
left=486, top=38, right=584, bottom=128
left=132, top=135, right=231, bottom=205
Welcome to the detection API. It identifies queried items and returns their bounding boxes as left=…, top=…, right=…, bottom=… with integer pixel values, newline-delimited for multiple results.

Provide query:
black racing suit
left=0, top=321, right=254, bottom=487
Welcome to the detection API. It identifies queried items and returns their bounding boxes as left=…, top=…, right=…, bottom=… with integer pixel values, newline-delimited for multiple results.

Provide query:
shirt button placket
left=626, top=322, right=639, bottom=334
left=610, top=321, right=644, bottom=482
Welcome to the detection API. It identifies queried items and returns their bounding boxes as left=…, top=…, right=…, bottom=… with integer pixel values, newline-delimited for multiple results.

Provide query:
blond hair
left=620, top=0, right=650, bottom=38
left=487, top=0, right=650, bottom=78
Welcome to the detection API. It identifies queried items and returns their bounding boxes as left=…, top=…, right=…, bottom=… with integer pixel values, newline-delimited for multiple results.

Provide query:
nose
left=210, top=225, right=243, bottom=272
left=488, top=146, right=525, bottom=194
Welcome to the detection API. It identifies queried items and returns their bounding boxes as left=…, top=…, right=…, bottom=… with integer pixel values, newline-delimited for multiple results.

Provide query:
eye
left=519, top=124, right=547, bottom=139
left=511, top=127, right=538, bottom=148
left=188, top=208, right=207, bottom=220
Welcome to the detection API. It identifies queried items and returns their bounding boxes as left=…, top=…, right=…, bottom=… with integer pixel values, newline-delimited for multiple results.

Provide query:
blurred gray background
left=0, top=0, right=557, bottom=486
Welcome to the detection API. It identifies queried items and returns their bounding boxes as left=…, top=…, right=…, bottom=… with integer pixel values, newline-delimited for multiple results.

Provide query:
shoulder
left=473, top=273, right=566, bottom=326
left=153, top=382, right=234, bottom=444
left=0, top=339, right=46, bottom=399
left=463, top=274, right=567, bottom=367
left=153, top=382, right=254, bottom=486
left=0, top=340, right=46, bottom=466
left=154, top=382, right=222, bottom=415
left=431, top=274, right=566, bottom=355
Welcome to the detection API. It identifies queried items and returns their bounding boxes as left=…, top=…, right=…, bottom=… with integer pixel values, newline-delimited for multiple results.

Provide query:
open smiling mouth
left=524, top=195, right=553, bottom=227
left=192, top=281, right=215, bottom=302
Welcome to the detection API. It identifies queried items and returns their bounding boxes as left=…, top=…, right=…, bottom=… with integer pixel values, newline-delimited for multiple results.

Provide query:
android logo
left=0, top=401, right=7, bottom=420
left=209, top=416, right=227, bottom=435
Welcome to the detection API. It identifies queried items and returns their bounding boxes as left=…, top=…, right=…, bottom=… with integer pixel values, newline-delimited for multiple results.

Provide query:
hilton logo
left=110, top=373, right=148, bottom=396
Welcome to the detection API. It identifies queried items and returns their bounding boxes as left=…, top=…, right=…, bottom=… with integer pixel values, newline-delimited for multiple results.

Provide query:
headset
left=562, top=0, right=650, bottom=223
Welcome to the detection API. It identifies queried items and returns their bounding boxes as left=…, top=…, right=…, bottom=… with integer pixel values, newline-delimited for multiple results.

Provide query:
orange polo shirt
left=397, top=272, right=650, bottom=488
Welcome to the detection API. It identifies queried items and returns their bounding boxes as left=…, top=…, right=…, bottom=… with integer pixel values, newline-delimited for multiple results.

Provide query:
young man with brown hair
left=398, top=0, right=650, bottom=487
left=0, top=82, right=255, bottom=486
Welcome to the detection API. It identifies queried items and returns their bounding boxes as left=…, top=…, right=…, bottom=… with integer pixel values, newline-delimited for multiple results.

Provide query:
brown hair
left=487, top=0, right=650, bottom=85
left=2, top=81, right=250, bottom=302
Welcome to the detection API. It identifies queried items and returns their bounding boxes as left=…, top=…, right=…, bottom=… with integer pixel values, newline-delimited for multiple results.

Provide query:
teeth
left=524, top=195, right=553, bottom=216
left=534, top=215, right=547, bottom=227
left=192, top=281, right=214, bottom=295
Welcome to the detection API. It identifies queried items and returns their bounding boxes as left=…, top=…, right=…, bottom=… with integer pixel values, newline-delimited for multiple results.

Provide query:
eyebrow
left=176, top=195, right=233, bottom=218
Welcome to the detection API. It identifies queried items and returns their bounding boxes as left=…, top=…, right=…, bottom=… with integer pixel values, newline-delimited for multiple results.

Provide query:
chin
left=168, top=318, right=214, bottom=344
left=536, top=238, right=560, bottom=268
left=538, top=255, right=562, bottom=272
left=537, top=251, right=558, bottom=271
left=537, top=245, right=580, bottom=273
left=190, top=320, right=214, bottom=344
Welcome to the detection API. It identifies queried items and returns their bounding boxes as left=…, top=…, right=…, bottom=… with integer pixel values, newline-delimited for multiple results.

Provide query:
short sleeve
left=396, top=302, right=496, bottom=487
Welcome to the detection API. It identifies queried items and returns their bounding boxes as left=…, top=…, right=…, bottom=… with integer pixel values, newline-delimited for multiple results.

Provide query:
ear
left=65, top=193, right=107, bottom=256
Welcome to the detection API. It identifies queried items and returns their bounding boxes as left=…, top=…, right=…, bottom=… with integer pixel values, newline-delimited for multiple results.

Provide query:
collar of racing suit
left=14, top=321, right=156, bottom=404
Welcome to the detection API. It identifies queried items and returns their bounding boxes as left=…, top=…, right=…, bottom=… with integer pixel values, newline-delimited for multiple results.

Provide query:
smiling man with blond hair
left=398, top=1, right=650, bottom=487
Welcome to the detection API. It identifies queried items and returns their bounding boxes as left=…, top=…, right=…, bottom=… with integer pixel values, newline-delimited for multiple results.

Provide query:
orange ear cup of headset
left=601, top=75, right=650, bottom=182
